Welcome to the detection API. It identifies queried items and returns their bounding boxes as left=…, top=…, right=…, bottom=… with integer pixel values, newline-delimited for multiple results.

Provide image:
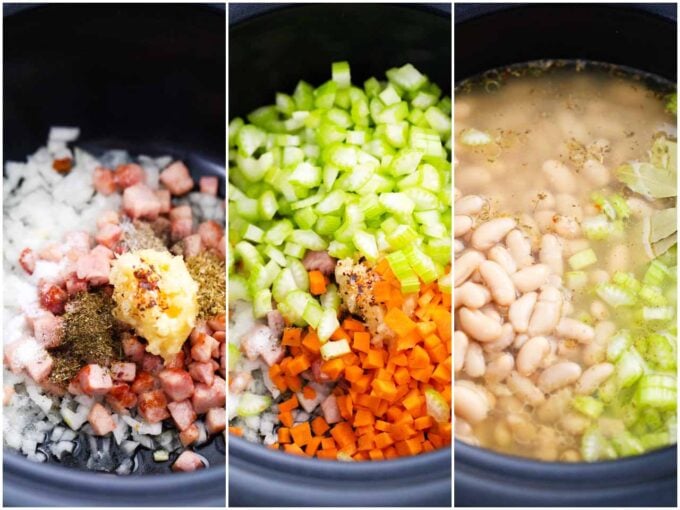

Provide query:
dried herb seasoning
left=186, top=251, right=226, bottom=319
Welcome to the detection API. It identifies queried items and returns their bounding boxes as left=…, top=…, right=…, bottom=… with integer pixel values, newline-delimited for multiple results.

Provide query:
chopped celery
left=568, top=248, right=597, bottom=270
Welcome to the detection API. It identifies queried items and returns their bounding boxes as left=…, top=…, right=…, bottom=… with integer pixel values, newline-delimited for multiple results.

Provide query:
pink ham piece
left=111, top=362, right=136, bottom=382
left=160, top=161, right=194, bottom=196
left=95, top=223, right=123, bottom=249
left=93, top=167, right=117, bottom=195
left=96, top=210, right=119, bottom=229
left=122, top=334, right=145, bottom=363
left=88, top=403, right=116, bottom=436
left=170, top=205, right=193, bottom=241
left=228, top=371, right=251, bottom=394
left=167, top=400, right=197, bottom=431
left=131, top=372, right=157, bottom=394
left=142, top=354, right=164, bottom=374
left=197, top=221, right=222, bottom=250
left=179, top=423, right=199, bottom=446
left=114, top=163, right=146, bottom=189
left=106, top=383, right=138, bottom=413
left=207, top=316, right=226, bottom=332
left=311, top=358, right=332, bottom=383
left=199, top=176, right=218, bottom=196
left=65, top=274, right=88, bottom=296
left=266, top=310, right=285, bottom=339
left=39, top=283, right=68, bottom=314
left=164, top=351, right=186, bottom=370
left=192, top=376, right=226, bottom=414
left=158, top=368, right=195, bottom=402
left=183, top=234, right=203, bottom=258
left=123, top=183, right=161, bottom=220
left=190, top=334, right=219, bottom=363
left=205, top=407, right=226, bottom=434
left=156, top=189, right=172, bottom=214
left=188, top=362, right=215, bottom=386
left=321, top=394, right=342, bottom=424
left=241, top=325, right=284, bottom=367
left=302, top=250, right=336, bottom=276
left=172, top=450, right=205, bottom=472
left=79, top=364, right=113, bottom=395
left=25, top=350, right=53, bottom=383
left=75, top=247, right=111, bottom=286
left=32, top=312, right=63, bottom=349
left=138, top=390, right=170, bottom=423
left=19, top=248, right=36, bottom=275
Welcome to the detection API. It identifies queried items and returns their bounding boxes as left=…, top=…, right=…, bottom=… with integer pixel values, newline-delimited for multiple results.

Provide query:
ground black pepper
left=186, top=251, right=226, bottom=319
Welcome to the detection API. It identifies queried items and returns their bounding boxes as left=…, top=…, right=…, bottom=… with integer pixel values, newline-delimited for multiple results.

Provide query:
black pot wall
left=229, top=3, right=452, bottom=507
left=3, top=4, right=225, bottom=507
left=455, top=3, right=677, bottom=507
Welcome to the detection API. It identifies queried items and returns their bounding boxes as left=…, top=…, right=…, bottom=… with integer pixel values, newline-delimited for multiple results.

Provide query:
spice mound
left=109, top=249, right=198, bottom=359
left=186, top=251, right=226, bottom=319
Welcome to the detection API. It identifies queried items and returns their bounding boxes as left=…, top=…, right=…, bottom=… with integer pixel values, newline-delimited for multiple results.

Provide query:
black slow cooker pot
left=3, top=4, right=225, bottom=506
left=228, top=4, right=451, bottom=507
left=455, top=4, right=677, bottom=507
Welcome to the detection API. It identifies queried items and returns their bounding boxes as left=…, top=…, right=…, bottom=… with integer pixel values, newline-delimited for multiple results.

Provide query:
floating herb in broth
left=454, top=63, right=677, bottom=462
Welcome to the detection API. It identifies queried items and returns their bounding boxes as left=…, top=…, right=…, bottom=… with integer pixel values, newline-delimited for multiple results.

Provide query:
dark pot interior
left=454, top=3, right=677, bottom=507
left=229, top=3, right=451, bottom=507
left=3, top=4, right=225, bottom=507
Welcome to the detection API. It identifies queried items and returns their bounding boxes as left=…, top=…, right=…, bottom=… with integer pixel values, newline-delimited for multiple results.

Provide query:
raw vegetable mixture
left=228, top=62, right=452, bottom=460
left=454, top=64, right=677, bottom=461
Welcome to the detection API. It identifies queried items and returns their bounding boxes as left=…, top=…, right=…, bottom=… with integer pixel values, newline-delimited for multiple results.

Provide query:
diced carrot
left=342, top=318, right=366, bottom=332
left=371, top=379, right=397, bottom=400
left=354, top=409, right=375, bottom=427
left=291, top=422, right=312, bottom=447
left=309, top=270, right=327, bottom=295
left=316, top=449, right=338, bottom=460
left=369, top=449, right=385, bottom=460
left=352, top=331, right=371, bottom=353
left=285, top=374, right=302, bottom=392
left=363, top=349, right=384, bottom=369
left=311, top=416, right=330, bottom=436
left=228, top=426, right=243, bottom=436
left=321, top=437, right=336, bottom=450
left=279, top=395, right=299, bottom=412
left=331, top=327, right=351, bottom=341
left=287, top=354, right=311, bottom=376
left=344, top=365, right=363, bottom=383
left=321, top=358, right=344, bottom=380
left=279, top=411, right=294, bottom=428
left=305, top=436, right=322, bottom=456
left=282, top=327, right=302, bottom=347
left=394, top=366, right=410, bottom=385
left=284, top=443, right=305, bottom=456
left=302, top=385, right=317, bottom=400
left=414, top=415, right=434, bottom=430
left=277, top=427, right=291, bottom=444
left=331, top=422, right=356, bottom=448
left=384, top=308, right=417, bottom=337
left=408, top=345, right=430, bottom=369
left=302, top=330, right=321, bottom=353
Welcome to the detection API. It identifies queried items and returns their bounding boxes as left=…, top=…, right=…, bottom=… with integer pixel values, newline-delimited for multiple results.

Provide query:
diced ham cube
left=158, top=368, right=195, bottom=402
left=106, top=383, right=138, bottom=413
left=40, top=380, right=66, bottom=397
left=114, top=163, right=146, bottom=189
left=93, top=167, right=117, bottom=195
left=183, top=234, right=202, bottom=258
left=160, top=161, right=194, bottom=196
left=197, top=221, right=223, bottom=250
left=32, top=312, right=63, bottom=349
left=39, top=283, right=68, bottom=315
left=142, top=354, right=164, bottom=374
left=219, top=342, right=226, bottom=377
left=64, top=274, right=88, bottom=296
left=78, top=364, right=113, bottom=395
left=156, top=189, right=172, bottom=214
left=179, top=423, right=199, bottom=446
left=4, top=338, right=38, bottom=374
left=205, top=407, right=226, bottom=435
left=122, top=334, right=146, bottom=362
left=311, top=358, right=332, bottom=383
left=68, top=379, right=83, bottom=395
left=172, top=450, right=205, bottom=472
left=171, top=218, right=193, bottom=242
left=229, top=371, right=251, bottom=394
left=123, top=183, right=161, bottom=220
left=190, top=334, right=220, bottom=363
left=95, top=223, right=123, bottom=249
left=75, top=251, right=110, bottom=286
left=199, top=176, right=219, bottom=196
left=138, top=390, right=170, bottom=423
left=96, top=210, right=119, bottom=229
left=88, top=403, right=116, bottom=436
left=39, top=243, right=64, bottom=262
left=241, top=325, right=284, bottom=367
left=4, top=386, right=16, bottom=405
left=321, top=394, right=341, bottom=424
left=302, top=250, right=336, bottom=276
left=169, top=205, right=192, bottom=221
left=213, top=330, right=226, bottom=343
left=207, top=315, right=226, bottom=333
left=111, top=362, right=136, bottom=382
left=164, top=351, right=185, bottom=370
left=19, top=248, right=36, bottom=274
left=190, top=321, right=212, bottom=343
left=265, top=311, right=284, bottom=338
left=131, top=371, right=157, bottom=394
left=192, top=376, right=226, bottom=414
left=91, top=244, right=114, bottom=260
left=167, top=400, right=197, bottom=431
left=25, top=350, right=53, bottom=383
left=188, top=362, right=215, bottom=386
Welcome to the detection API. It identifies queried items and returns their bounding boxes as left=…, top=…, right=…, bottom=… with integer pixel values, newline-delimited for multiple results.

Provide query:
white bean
left=454, top=215, right=473, bottom=238
left=454, top=382, right=489, bottom=424
left=479, top=260, right=516, bottom=306
left=537, top=362, right=582, bottom=393
left=552, top=215, right=581, bottom=239
left=456, top=194, right=485, bottom=216
left=454, top=250, right=485, bottom=287
left=471, top=217, right=517, bottom=251
left=516, top=336, right=550, bottom=376
left=485, top=353, right=514, bottom=383
left=540, top=234, right=563, bottom=275
left=582, top=158, right=610, bottom=187
left=555, top=193, right=583, bottom=221
left=528, top=287, right=562, bottom=336
left=482, top=323, right=516, bottom=352
left=535, top=210, right=556, bottom=233
left=555, top=317, right=595, bottom=343
left=533, top=190, right=556, bottom=211
left=458, top=307, right=503, bottom=343
left=454, top=331, right=469, bottom=373
left=507, top=372, right=545, bottom=406
left=542, top=159, right=577, bottom=193
left=488, top=245, right=517, bottom=274
left=506, top=229, right=534, bottom=268
left=464, top=342, right=486, bottom=378
left=575, top=362, right=614, bottom=395
left=508, top=292, right=537, bottom=333
left=454, top=282, right=491, bottom=309
left=511, top=264, right=549, bottom=293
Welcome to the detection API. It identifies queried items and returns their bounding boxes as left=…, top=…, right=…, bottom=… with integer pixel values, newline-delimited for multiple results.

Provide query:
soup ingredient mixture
left=454, top=64, right=677, bottom=462
left=3, top=128, right=226, bottom=473
left=229, top=62, right=452, bottom=460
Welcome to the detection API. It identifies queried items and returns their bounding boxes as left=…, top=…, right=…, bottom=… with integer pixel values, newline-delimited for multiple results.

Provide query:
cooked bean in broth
left=454, top=63, right=677, bottom=462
